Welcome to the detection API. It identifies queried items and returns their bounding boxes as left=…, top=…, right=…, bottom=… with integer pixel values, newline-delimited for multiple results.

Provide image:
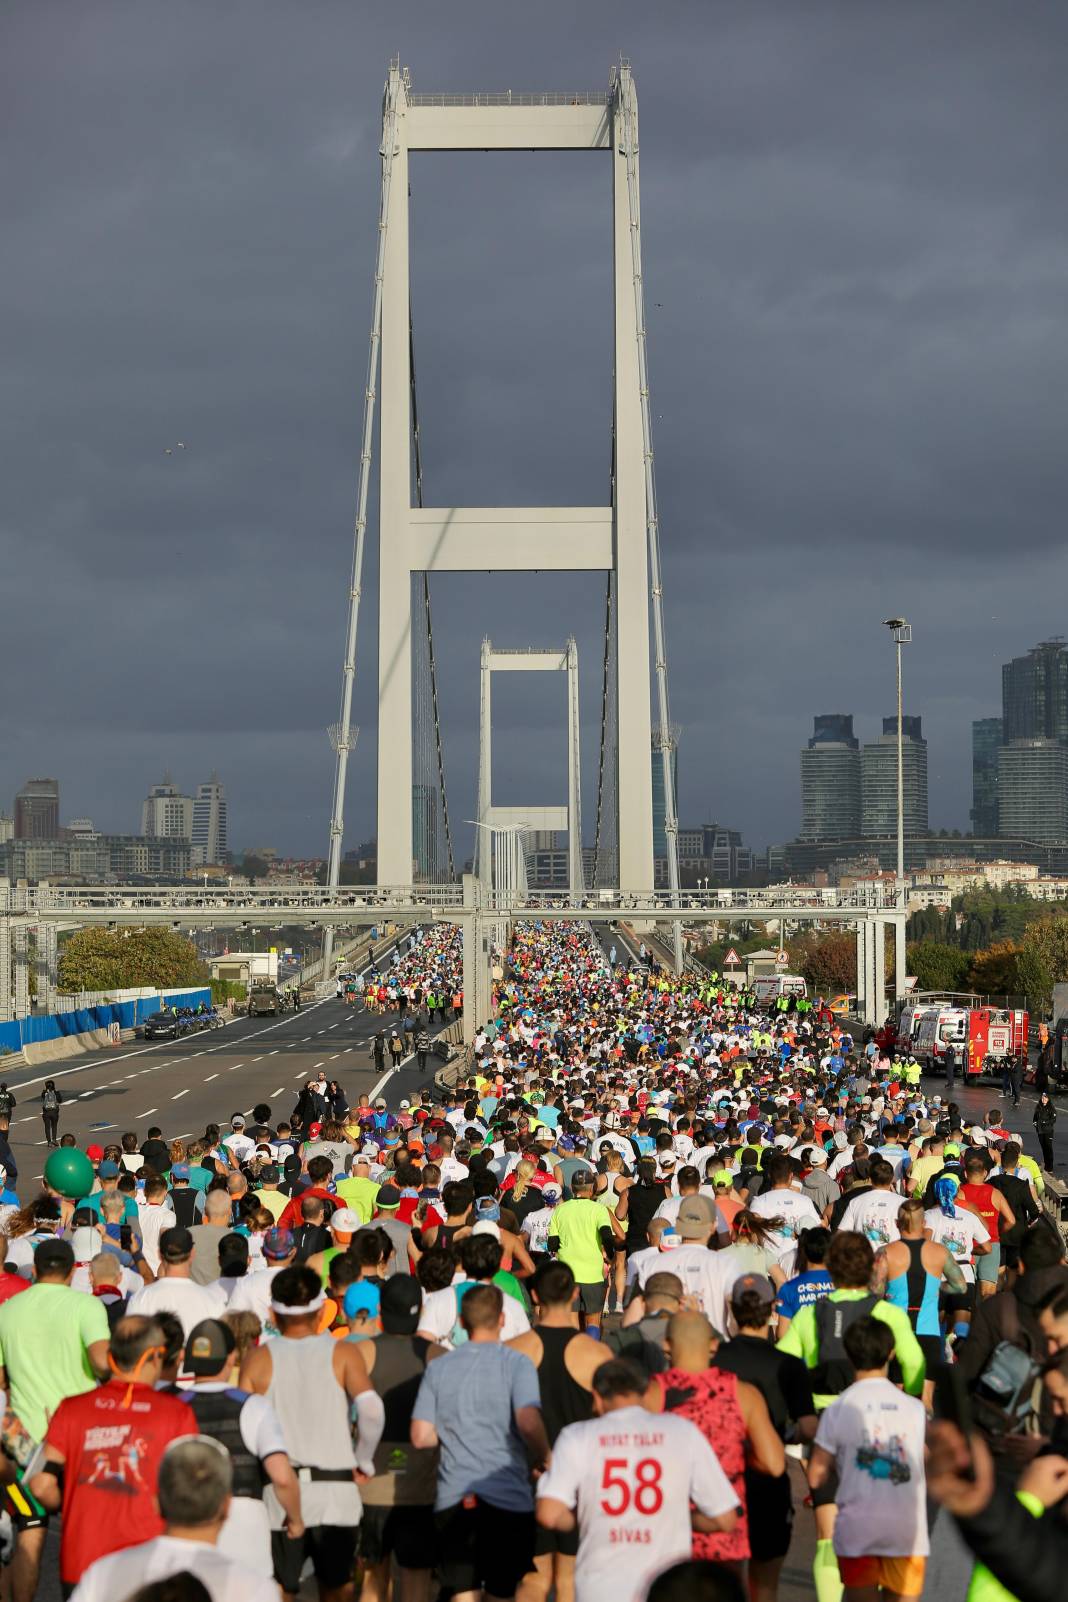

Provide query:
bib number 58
left=600, top=1457, right=664, bottom=1516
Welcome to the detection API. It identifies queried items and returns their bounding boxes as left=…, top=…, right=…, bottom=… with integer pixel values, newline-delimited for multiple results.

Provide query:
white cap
left=471, top=1220, right=501, bottom=1240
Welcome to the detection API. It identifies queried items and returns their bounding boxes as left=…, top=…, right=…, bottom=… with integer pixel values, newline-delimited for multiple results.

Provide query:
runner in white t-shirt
left=537, top=1361, right=738, bottom=1602
left=838, top=1171, right=903, bottom=1251
left=924, top=1198, right=991, bottom=1285
left=749, top=1161, right=822, bottom=1260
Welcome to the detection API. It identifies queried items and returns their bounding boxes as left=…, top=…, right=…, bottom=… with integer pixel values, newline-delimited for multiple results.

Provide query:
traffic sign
left=775, top=949, right=789, bottom=967
left=724, top=947, right=740, bottom=967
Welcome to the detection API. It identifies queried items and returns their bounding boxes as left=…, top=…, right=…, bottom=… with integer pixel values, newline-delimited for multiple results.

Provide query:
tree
left=59, top=928, right=208, bottom=993
left=965, top=940, right=1023, bottom=997
left=1017, top=914, right=1068, bottom=1012
left=786, top=931, right=856, bottom=995
left=906, top=940, right=970, bottom=993
left=240, top=853, right=269, bottom=883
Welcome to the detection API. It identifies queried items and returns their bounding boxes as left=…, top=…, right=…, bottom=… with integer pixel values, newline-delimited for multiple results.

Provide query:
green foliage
left=210, top=978, right=246, bottom=1004
left=964, top=940, right=1023, bottom=997
left=316, top=859, right=377, bottom=887
left=694, top=934, right=768, bottom=971
left=240, top=854, right=270, bottom=883
left=58, top=928, right=208, bottom=993
left=906, top=940, right=971, bottom=993
left=1018, top=914, right=1068, bottom=1012
left=786, top=931, right=857, bottom=994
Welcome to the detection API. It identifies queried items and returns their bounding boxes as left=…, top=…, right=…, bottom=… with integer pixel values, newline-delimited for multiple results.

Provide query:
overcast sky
left=5, top=2, right=1068, bottom=862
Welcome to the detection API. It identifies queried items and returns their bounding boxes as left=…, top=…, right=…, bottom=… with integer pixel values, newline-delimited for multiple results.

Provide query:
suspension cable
left=324, top=64, right=401, bottom=968
left=409, top=307, right=455, bottom=880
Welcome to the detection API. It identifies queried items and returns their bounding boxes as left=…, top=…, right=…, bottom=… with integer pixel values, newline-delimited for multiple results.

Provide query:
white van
left=752, top=973, right=808, bottom=1006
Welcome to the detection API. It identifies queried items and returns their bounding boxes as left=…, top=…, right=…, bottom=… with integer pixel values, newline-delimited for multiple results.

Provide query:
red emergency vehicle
left=911, top=1005, right=1028, bottom=1079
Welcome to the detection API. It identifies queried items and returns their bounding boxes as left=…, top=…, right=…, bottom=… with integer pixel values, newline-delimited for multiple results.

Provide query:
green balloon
left=44, top=1147, right=95, bottom=1200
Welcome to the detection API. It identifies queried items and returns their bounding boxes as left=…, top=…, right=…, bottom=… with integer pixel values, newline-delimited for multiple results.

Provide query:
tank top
left=265, top=1334, right=360, bottom=1527
left=886, top=1238, right=942, bottom=1338
left=656, top=1366, right=749, bottom=1563
left=360, top=1334, right=438, bottom=1509
left=536, top=1327, right=593, bottom=1444
left=961, top=1181, right=1000, bottom=1243
left=625, top=1184, right=662, bottom=1251
left=595, top=1173, right=625, bottom=1214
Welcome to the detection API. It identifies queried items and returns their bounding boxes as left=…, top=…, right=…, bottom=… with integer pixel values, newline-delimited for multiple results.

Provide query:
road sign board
left=775, top=949, right=789, bottom=967
left=724, top=947, right=740, bottom=966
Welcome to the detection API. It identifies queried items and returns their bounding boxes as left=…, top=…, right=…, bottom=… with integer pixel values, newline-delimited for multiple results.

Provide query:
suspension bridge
left=0, top=60, right=908, bottom=1041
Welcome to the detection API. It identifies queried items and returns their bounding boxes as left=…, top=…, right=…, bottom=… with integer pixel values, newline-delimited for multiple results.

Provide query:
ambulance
left=911, top=1005, right=1028, bottom=1080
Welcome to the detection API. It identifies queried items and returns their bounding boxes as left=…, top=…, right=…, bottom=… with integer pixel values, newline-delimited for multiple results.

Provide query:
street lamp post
left=883, top=617, right=911, bottom=1008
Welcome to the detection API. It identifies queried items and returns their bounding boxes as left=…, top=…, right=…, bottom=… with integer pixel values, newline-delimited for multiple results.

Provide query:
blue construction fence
left=0, top=988, right=212, bottom=1057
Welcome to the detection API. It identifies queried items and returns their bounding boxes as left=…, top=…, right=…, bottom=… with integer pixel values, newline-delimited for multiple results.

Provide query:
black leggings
left=1039, top=1132, right=1055, bottom=1171
left=43, top=1111, right=59, bottom=1144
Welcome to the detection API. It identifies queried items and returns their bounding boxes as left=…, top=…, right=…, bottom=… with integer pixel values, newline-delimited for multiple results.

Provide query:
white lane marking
left=1, top=997, right=332, bottom=1094
left=78, top=1091, right=94, bottom=1099
left=272, top=1087, right=284, bottom=1096
left=205, top=1074, right=219, bottom=1082
left=172, top=1090, right=189, bottom=1100
left=329, top=1054, right=339, bottom=1061
left=126, top=1074, right=139, bottom=1080
left=137, top=1108, right=158, bottom=1117
left=250, top=1057, right=263, bottom=1063
left=313, top=1062, right=325, bottom=1069
left=295, top=1071, right=308, bottom=1079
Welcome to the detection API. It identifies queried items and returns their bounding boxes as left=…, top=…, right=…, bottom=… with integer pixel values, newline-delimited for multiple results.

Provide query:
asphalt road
left=0, top=990, right=448, bottom=1186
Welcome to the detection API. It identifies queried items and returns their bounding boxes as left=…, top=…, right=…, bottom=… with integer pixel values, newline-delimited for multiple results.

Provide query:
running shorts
left=435, top=1498, right=535, bottom=1597
left=838, top=1555, right=926, bottom=1596
left=976, top=1244, right=1001, bottom=1285
left=271, top=1524, right=358, bottom=1593
left=357, top=1504, right=436, bottom=1570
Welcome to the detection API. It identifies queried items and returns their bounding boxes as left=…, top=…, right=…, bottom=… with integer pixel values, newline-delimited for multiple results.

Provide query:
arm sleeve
left=776, top=1304, right=815, bottom=1367
left=875, top=1302, right=925, bottom=1396
left=352, top=1390, right=385, bottom=1473
left=955, top=1482, right=1068, bottom=1602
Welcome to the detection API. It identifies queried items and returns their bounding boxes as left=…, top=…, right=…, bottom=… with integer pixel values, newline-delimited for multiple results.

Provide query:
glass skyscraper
left=970, top=718, right=1001, bottom=836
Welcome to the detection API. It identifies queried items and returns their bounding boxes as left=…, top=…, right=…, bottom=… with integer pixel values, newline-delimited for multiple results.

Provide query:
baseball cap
left=807, top=1146, right=828, bottom=1166
left=184, top=1318, right=236, bottom=1377
left=375, top=1184, right=402, bottom=1211
left=730, top=1272, right=776, bottom=1308
left=86, top=1145, right=105, bottom=1161
left=159, top=1226, right=194, bottom=1263
left=329, top=1208, right=360, bottom=1241
left=98, top=1161, right=120, bottom=1179
left=71, top=1227, right=102, bottom=1263
left=343, top=1280, right=382, bottom=1322
left=472, top=1220, right=501, bottom=1240
left=380, top=1274, right=422, bottom=1335
left=171, top=1163, right=191, bottom=1180
left=231, top=1116, right=245, bottom=1130
left=35, top=1238, right=75, bottom=1276
left=659, top=1152, right=676, bottom=1169
left=677, top=1195, right=718, bottom=1239
left=263, top=1227, right=295, bottom=1261
left=308, top=1122, right=323, bottom=1138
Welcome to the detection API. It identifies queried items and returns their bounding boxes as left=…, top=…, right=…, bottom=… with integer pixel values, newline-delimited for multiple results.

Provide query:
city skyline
left=7, top=6, right=1068, bottom=859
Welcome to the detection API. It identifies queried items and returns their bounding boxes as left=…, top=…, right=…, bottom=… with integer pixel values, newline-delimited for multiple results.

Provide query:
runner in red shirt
left=29, top=1315, right=194, bottom=1590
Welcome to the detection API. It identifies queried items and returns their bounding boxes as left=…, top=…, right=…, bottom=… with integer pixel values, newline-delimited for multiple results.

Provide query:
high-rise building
left=141, top=775, right=194, bottom=841
left=1002, top=640, right=1068, bottom=744
left=800, top=715, right=861, bottom=841
left=971, top=718, right=1002, bottom=836
left=191, top=775, right=228, bottom=866
left=0, top=815, right=13, bottom=845
left=861, top=717, right=928, bottom=838
left=14, top=778, right=59, bottom=840
left=997, top=739, right=1068, bottom=843
left=651, top=729, right=679, bottom=862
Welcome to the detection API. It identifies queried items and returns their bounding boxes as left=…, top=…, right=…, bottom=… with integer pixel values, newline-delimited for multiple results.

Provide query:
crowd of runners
left=0, top=920, right=1066, bottom=1602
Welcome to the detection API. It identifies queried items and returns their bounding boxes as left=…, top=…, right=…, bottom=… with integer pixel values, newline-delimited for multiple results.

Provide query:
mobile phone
left=120, top=1224, right=133, bottom=1252
left=932, top=1361, right=976, bottom=1481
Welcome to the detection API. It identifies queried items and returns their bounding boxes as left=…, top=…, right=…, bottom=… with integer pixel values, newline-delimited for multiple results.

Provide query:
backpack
left=42, top=1089, right=59, bottom=1112
left=812, top=1294, right=879, bottom=1395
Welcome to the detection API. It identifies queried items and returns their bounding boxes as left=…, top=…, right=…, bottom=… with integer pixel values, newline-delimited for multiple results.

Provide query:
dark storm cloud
left=4, top=1, right=1068, bottom=856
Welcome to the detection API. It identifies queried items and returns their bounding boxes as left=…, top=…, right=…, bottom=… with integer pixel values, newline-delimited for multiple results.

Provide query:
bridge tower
left=368, top=62, right=664, bottom=895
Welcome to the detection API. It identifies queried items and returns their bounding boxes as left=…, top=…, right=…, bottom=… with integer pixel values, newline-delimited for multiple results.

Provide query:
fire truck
left=910, top=1004, right=1028, bottom=1080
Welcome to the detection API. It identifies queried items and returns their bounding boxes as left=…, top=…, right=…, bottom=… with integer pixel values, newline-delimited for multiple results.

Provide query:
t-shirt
left=75, top=1191, right=140, bottom=1226
left=814, top=1377, right=929, bottom=1558
left=923, top=1206, right=991, bottom=1284
left=775, top=1269, right=833, bottom=1323
left=838, top=1190, right=903, bottom=1250
left=537, top=1406, right=738, bottom=1602
left=68, top=1534, right=278, bottom=1602
left=550, top=1198, right=611, bottom=1283
left=126, top=1276, right=228, bottom=1340
left=412, top=1341, right=541, bottom=1512
left=226, top=1265, right=287, bottom=1326
left=0, top=1284, right=110, bottom=1441
left=253, top=1189, right=288, bottom=1223
left=334, top=1176, right=380, bottom=1224
left=748, top=1189, right=822, bottom=1258
left=46, top=1381, right=195, bottom=1583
